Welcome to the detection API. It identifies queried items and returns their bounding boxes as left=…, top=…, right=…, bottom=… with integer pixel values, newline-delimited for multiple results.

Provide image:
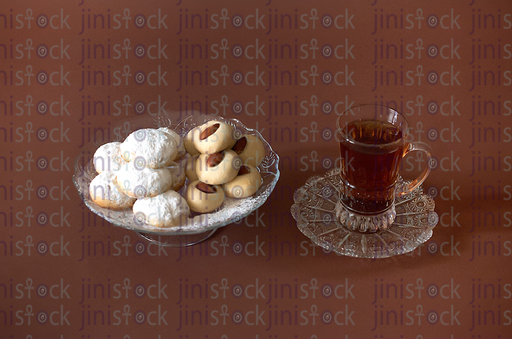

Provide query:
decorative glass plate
left=73, top=112, right=280, bottom=246
left=291, top=169, right=438, bottom=258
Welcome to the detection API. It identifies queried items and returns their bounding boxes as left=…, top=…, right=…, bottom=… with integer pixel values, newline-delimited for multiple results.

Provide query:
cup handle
left=396, top=141, right=433, bottom=196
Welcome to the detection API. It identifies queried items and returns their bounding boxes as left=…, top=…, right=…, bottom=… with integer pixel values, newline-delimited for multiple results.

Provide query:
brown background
left=1, top=0, right=511, bottom=337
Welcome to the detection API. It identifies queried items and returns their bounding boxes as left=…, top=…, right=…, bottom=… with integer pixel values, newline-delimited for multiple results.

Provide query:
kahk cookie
left=89, top=171, right=136, bottom=210
left=93, top=142, right=127, bottom=173
left=158, top=127, right=187, bottom=161
left=133, top=190, right=190, bottom=228
left=185, top=180, right=225, bottom=213
left=116, top=162, right=172, bottom=198
left=194, top=121, right=235, bottom=154
left=231, top=134, right=266, bottom=167
left=120, top=128, right=177, bottom=168
left=196, top=150, right=242, bottom=185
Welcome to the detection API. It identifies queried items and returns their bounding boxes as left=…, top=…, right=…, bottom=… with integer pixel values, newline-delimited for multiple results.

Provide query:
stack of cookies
left=89, top=127, right=189, bottom=228
left=88, top=119, right=266, bottom=228
left=184, top=120, right=265, bottom=213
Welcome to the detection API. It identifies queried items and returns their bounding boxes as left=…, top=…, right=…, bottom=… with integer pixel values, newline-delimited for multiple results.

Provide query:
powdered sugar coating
left=116, top=162, right=172, bottom=198
left=93, top=142, right=127, bottom=173
left=158, top=127, right=186, bottom=161
left=133, top=190, right=190, bottom=227
left=89, top=171, right=136, bottom=209
left=121, top=129, right=178, bottom=168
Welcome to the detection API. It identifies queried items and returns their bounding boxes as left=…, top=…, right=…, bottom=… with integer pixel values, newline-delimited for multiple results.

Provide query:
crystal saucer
left=291, top=169, right=439, bottom=259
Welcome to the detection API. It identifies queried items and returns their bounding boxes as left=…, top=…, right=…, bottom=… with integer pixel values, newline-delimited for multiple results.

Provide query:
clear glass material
left=291, top=169, right=439, bottom=259
left=335, top=104, right=432, bottom=232
left=72, top=112, right=280, bottom=245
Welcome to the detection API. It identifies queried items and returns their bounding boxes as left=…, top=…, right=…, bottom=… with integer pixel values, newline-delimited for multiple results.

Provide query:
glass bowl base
left=135, top=229, right=217, bottom=247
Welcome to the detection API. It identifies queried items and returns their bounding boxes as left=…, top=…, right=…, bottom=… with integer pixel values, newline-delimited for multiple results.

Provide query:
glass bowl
left=73, top=112, right=280, bottom=246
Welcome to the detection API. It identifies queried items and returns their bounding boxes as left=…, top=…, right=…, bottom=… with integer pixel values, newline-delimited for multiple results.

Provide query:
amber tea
left=339, top=119, right=406, bottom=213
left=335, top=105, right=432, bottom=232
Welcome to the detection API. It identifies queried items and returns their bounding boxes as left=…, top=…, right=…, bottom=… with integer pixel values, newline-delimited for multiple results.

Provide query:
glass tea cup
left=335, top=104, right=432, bottom=232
